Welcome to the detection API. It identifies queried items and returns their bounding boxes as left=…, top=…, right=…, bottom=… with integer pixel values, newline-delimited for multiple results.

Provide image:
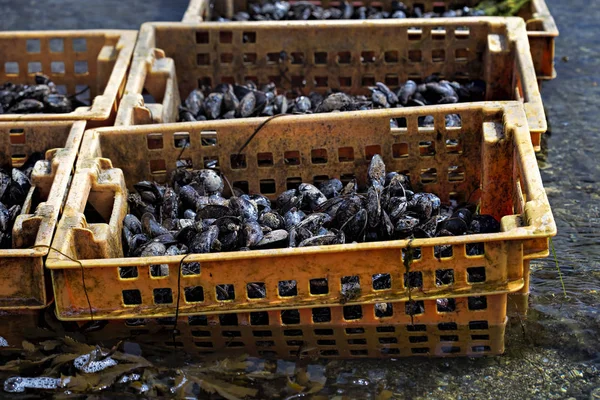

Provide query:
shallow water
left=0, top=0, right=599, bottom=398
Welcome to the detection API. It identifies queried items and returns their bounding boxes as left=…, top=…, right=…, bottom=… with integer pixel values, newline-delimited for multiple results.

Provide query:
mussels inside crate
left=0, top=74, right=88, bottom=115
left=121, top=155, right=500, bottom=279
left=211, top=1, right=487, bottom=21
left=178, top=75, right=485, bottom=127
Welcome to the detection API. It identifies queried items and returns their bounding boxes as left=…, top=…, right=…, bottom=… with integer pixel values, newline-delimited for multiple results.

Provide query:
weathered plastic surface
left=0, top=30, right=137, bottom=123
left=0, top=121, right=85, bottom=309
left=183, top=0, right=558, bottom=80
left=47, top=102, right=555, bottom=324
left=79, top=307, right=508, bottom=358
left=117, top=18, right=546, bottom=149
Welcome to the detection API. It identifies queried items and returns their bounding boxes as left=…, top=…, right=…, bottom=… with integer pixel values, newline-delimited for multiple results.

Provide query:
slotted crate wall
left=47, top=102, right=555, bottom=322
left=0, top=30, right=136, bottom=123
left=183, top=0, right=558, bottom=80
left=117, top=18, right=546, bottom=148
left=0, top=121, right=85, bottom=309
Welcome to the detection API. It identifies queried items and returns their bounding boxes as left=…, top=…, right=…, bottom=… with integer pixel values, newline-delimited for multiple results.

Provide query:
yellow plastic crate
left=183, top=0, right=558, bottom=80
left=0, top=121, right=85, bottom=309
left=47, top=102, right=555, bottom=323
left=116, top=17, right=547, bottom=149
left=0, top=30, right=136, bottom=124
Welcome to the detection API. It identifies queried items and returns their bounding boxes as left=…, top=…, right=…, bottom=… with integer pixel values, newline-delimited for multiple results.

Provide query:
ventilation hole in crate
left=310, top=278, right=328, bottom=295
left=256, top=152, right=273, bottom=167
left=220, top=53, right=233, bottom=63
left=372, top=273, right=391, bottom=290
left=441, top=335, right=459, bottom=342
left=219, top=314, right=238, bottom=326
left=411, top=347, right=429, bottom=354
left=149, top=159, right=166, bottom=175
left=312, top=307, right=331, bottom=323
left=381, top=347, right=400, bottom=355
left=291, top=52, right=304, bottom=64
left=320, top=349, right=339, bottom=356
left=434, top=245, right=453, bottom=258
left=384, top=50, right=398, bottom=63
left=192, top=330, right=211, bottom=337
left=448, top=165, right=465, bottom=182
left=341, top=275, right=360, bottom=300
left=284, top=329, right=302, bottom=336
left=420, top=168, right=437, bottom=184
left=259, top=180, right=276, bottom=195
left=266, top=52, right=280, bottom=64
left=346, top=327, right=365, bottom=335
left=314, top=51, right=327, bottom=64
left=123, top=289, right=142, bottom=305
left=419, top=141, right=435, bottom=157
left=11, top=154, right=27, bottom=167
left=228, top=341, right=245, bottom=348
left=313, top=175, right=329, bottom=186
left=338, top=147, right=354, bottom=162
left=184, top=286, right=204, bottom=303
left=446, top=139, right=463, bottom=154
left=435, top=269, right=454, bottom=286
left=254, top=330, right=272, bottom=337
left=118, top=267, right=138, bottom=280
left=408, top=50, right=422, bottom=62
left=203, top=156, right=219, bottom=170
left=150, top=264, right=169, bottom=277
left=181, top=262, right=200, bottom=276
left=189, top=315, right=208, bottom=326
left=310, top=148, right=328, bottom=164
left=196, top=31, right=209, bottom=44
left=339, top=76, right=352, bottom=87
left=407, top=324, right=427, bottom=332
left=432, top=29, right=446, bottom=42
left=405, top=300, right=425, bottom=315
left=286, top=177, right=302, bottom=191
left=125, top=318, right=147, bottom=327
left=200, top=130, right=217, bottom=146
left=343, top=305, right=362, bottom=320
left=230, top=154, right=246, bottom=169
left=351, top=349, right=369, bottom=356
left=74, top=60, right=88, bottom=74
left=216, top=284, right=235, bottom=301
left=404, top=271, right=423, bottom=289
left=317, top=339, right=336, bottom=346
left=436, top=323, right=457, bottom=332
left=268, top=75, right=282, bottom=86
left=51, top=61, right=65, bottom=74
left=291, top=75, right=306, bottom=88
left=153, top=288, right=173, bottom=304
left=467, top=267, right=486, bottom=283
left=437, top=298, right=456, bottom=312
left=9, top=129, right=25, bottom=145
left=365, top=145, right=381, bottom=160
left=146, top=133, right=163, bottom=149
left=278, top=280, right=297, bottom=297
left=379, top=337, right=398, bottom=344
left=284, top=150, right=300, bottom=165
left=361, top=51, right=376, bottom=63
left=219, top=31, right=232, bottom=43
left=442, top=346, right=461, bottom=354
left=337, top=51, right=351, bottom=64
left=164, top=341, right=184, bottom=348
left=256, top=340, right=275, bottom=348
left=469, top=320, right=488, bottom=330
left=408, top=28, right=422, bottom=41
left=195, top=342, right=213, bottom=348
left=362, top=75, right=376, bottom=87
left=315, top=76, right=328, bottom=87
left=375, top=302, right=393, bottom=318
left=4, top=62, right=19, bottom=75
left=243, top=53, right=257, bottom=64
left=198, top=77, right=212, bottom=88
left=250, top=311, right=269, bottom=325
left=472, top=345, right=491, bottom=353
left=222, top=330, right=241, bottom=338
left=157, top=317, right=176, bottom=325
left=466, top=242, right=485, bottom=256
left=348, top=338, right=367, bottom=345
left=281, top=310, right=300, bottom=325
left=340, top=173, right=356, bottom=186
left=409, top=335, right=428, bottom=344
left=247, top=282, right=266, bottom=299
left=455, top=26, right=470, bottom=38
left=455, top=48, right=469, bottom=62
left=385, top=74, right=399, bottom=87
left=28, top=62, right=42, bottom=74
left=418, top=115, right=434, bottom=128
left=446, top=113, right=462, bottom=128
left=71, top=37, right=87, bottom=52
left=49, top=38, right=64, bottom=52
left=468, top=296, right=487, bottom=310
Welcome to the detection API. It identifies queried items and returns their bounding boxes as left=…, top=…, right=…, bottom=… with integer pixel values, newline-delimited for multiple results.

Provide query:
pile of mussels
left=0, top=155, right=41, bottom=249
left=0, top=74, right=81, bottom=114
left=122, top=155, right=500, bottom=264
left=211, top=0, right=486, bottom=21
left=179, top=76, right=485, bottom=125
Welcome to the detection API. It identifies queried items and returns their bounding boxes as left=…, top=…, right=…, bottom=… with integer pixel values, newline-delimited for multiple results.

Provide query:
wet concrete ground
left=0, top=0, right=598, bottom=398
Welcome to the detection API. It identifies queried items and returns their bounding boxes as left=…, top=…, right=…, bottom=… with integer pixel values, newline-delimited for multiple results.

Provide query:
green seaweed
left=477, top=0, right=532, bottom=16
